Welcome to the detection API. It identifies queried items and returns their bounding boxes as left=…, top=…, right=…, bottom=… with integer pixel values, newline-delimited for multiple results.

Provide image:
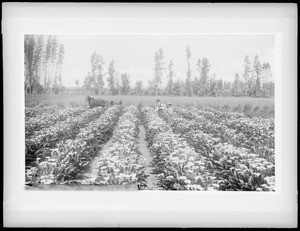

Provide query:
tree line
left=24, top=35, right=65, bottom=94
left=24, top=36, right=274, bottom=97
left=82, top=52, right=131, bottom=95
left=81, top=46, right=274, bottom=97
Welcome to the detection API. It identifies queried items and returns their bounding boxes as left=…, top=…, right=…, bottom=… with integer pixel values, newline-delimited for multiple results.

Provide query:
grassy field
left=25, top=94, right=275, bottom=118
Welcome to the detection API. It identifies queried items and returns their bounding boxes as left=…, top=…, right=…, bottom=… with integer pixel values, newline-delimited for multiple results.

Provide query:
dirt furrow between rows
left=137, top=125, right=160, bottom=190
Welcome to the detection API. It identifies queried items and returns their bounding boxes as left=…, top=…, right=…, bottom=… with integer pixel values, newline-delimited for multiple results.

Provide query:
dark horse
left=85, top=96, right=106, bottom=108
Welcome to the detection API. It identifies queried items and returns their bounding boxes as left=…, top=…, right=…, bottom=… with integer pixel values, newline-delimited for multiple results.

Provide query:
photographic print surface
left=25, top=34, right=275, bottom=191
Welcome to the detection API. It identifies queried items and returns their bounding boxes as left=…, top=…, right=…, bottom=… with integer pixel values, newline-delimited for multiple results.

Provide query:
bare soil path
left=137, top=124, right=160, bottom=190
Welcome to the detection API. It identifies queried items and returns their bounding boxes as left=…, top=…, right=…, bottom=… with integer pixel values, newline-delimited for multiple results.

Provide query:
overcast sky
left=56, top=34, right=274, bottom=87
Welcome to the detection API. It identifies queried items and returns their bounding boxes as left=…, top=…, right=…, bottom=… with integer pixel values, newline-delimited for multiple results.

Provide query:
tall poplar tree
left=243, top=55, right=252, bottom=96
left=166, top=60, right=175, bottom=95
left=185, top=45, right=192, bottom=96
left=253, top=55, right=262, bottom=96
left=107, top=60, right=117, bottom=95
left=152, top=48, right=165, bottom=95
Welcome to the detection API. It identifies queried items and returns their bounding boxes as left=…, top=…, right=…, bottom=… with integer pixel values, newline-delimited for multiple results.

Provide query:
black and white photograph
left=24, top=34, right=276, bottom=191
left=3, top=3, right=297, bottom=228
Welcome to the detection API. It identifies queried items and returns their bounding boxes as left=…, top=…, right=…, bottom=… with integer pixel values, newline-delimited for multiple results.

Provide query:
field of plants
left=25, top=94, right=275, bottom=118
left=25, top=100, right=275, bottom=191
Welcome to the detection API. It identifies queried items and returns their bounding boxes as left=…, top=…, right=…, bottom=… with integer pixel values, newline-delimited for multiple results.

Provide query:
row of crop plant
left=174, top=106, right=275, bottom=164
left=94, top=105, right=148, bottom=188
left=169, top=110, right=275, bottom=191
left=25, top=105, right=61, bottom=119
left=26, top=105, right=122, bottom=185
left=25, top=106, right=105, bottom=168
left=26, top=106, right=86, bottom=138
left=142, top=106, right=218, bottom=191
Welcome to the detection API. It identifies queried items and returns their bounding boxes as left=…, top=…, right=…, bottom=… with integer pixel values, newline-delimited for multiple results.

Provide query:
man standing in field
left=164, top=103, right=173, bottom=124
left=155, top=99, right=165, bottom=118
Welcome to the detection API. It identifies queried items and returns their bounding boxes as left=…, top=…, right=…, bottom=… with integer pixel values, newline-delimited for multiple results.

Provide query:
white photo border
left=3, top=3, right=297, bottom=228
